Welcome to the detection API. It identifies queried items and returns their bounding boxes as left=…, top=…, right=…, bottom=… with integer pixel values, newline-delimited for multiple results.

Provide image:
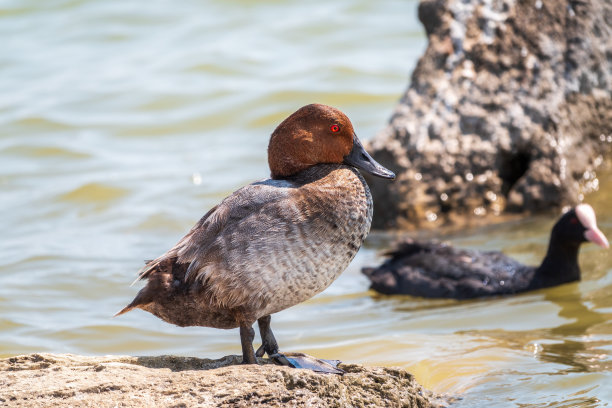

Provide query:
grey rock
left=368, top=0, right=612, bottom=229
left=0, top=353, right=451, bottom=407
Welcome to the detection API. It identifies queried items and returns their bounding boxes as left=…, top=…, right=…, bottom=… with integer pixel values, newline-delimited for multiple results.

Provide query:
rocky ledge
left=367, top=0, right=611, bottom=229
left=0, top=353, right=449, bottom=407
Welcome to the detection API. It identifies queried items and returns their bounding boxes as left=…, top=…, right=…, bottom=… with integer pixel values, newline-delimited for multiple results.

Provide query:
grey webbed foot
left=270, top=352, right=344, bottom=375
left=253, top=315, right=342, bottom=374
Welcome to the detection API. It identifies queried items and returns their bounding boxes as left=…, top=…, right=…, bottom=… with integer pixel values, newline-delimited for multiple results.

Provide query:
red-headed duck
left=363, top=204, right=609, bottom=299
left=116, top=103, right=395, bottom=370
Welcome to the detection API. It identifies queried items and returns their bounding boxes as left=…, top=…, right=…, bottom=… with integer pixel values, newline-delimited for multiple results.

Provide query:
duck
left=115, top=103, right=395, bottom=370
left=362, top=204, right=609, bottom=299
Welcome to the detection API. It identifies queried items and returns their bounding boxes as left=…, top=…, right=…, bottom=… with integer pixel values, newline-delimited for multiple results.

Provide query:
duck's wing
left=124, top=178, right=303, bottom=311
left=132, top=204, right=221, bottom=285
left=364, top=240, right=532, bottom=299
left=134, top=179, right=290, bottom=282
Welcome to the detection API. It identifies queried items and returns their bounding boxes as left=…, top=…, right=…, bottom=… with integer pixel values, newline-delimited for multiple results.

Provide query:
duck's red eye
left=330, top=124, right=340, bottom=133
left=570, top=217, right=578, bottom=224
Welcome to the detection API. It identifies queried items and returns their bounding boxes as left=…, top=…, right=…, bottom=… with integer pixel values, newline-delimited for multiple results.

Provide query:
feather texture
left=121, top=164, right=372, bottom=328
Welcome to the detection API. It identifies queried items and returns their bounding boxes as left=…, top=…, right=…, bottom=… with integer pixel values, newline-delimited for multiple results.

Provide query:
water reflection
left=540, top=284, right=612, bottom=374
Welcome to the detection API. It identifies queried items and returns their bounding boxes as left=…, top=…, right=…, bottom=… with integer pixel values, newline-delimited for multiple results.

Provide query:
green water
left=1, top=0, right=611, bottom=406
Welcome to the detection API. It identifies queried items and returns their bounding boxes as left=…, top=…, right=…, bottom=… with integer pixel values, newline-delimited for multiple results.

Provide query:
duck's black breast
left=362, top=240, right=536, bottom=299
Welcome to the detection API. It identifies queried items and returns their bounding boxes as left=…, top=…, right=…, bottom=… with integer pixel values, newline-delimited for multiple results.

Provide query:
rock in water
left=368, top=0, right=612, bottom=229
left=0, top=353, right=450, bottom=407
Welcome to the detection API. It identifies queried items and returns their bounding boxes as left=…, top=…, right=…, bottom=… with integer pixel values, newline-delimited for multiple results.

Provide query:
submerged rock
left=368, top=0, right=612, bottom=229
left=0, top=353, right=449, bottom=407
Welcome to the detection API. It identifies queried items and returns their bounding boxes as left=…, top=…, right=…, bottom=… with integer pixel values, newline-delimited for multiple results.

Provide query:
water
left=1, top=0, right=611, bottom=406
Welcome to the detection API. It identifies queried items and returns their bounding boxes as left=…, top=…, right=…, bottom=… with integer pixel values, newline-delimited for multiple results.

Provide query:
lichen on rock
left=368, top=0, right=611, bottom=229
left=0, top=353, right=450, bottom=407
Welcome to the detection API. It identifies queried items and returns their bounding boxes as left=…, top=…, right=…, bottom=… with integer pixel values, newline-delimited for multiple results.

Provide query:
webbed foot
left=269, top=352, right=344, bottom=375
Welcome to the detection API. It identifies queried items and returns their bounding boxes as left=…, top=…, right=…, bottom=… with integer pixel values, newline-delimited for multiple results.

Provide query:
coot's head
left=553, top=204, right=609, bottom=248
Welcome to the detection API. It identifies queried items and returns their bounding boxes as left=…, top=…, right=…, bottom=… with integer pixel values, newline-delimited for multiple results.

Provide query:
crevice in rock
left=497, top=150, right=531, bottom=196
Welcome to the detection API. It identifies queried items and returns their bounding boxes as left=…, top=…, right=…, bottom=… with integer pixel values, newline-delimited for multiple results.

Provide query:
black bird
left=363, top=204, right=609, bottom=299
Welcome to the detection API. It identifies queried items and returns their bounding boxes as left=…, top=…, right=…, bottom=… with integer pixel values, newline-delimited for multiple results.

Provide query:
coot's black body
left=363, top=205, right=609, bottom=299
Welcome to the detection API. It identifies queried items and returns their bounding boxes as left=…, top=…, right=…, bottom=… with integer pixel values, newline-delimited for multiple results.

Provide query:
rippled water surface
left=1, top=0, right=611, bottom=406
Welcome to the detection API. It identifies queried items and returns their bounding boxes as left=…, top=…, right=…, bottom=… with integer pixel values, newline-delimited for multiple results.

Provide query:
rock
left=368, top=0, right=612, bottom=229
left=0, top=353, right=450, bottom=407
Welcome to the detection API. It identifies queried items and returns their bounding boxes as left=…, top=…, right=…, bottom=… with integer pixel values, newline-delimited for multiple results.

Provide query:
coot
left=363, top=204, right=609, bottom=299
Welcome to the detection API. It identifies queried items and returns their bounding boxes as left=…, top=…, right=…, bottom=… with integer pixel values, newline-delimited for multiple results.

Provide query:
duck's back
left=363, top=240, right=536, bottom=299
left=129, top=164, right=372, bottom=327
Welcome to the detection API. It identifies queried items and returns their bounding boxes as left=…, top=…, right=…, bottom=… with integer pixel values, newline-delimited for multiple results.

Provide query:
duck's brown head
left=267, top=103, right=395, bottom=180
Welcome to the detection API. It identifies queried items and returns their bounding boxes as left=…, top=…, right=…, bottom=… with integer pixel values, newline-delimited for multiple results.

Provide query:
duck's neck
left=536, top=234, right=581, bottom=284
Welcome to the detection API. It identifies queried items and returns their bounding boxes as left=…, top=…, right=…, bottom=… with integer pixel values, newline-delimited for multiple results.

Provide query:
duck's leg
left=239, top=323, right=257, bottom=364
left=255, top=315, right=279, bottom=357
